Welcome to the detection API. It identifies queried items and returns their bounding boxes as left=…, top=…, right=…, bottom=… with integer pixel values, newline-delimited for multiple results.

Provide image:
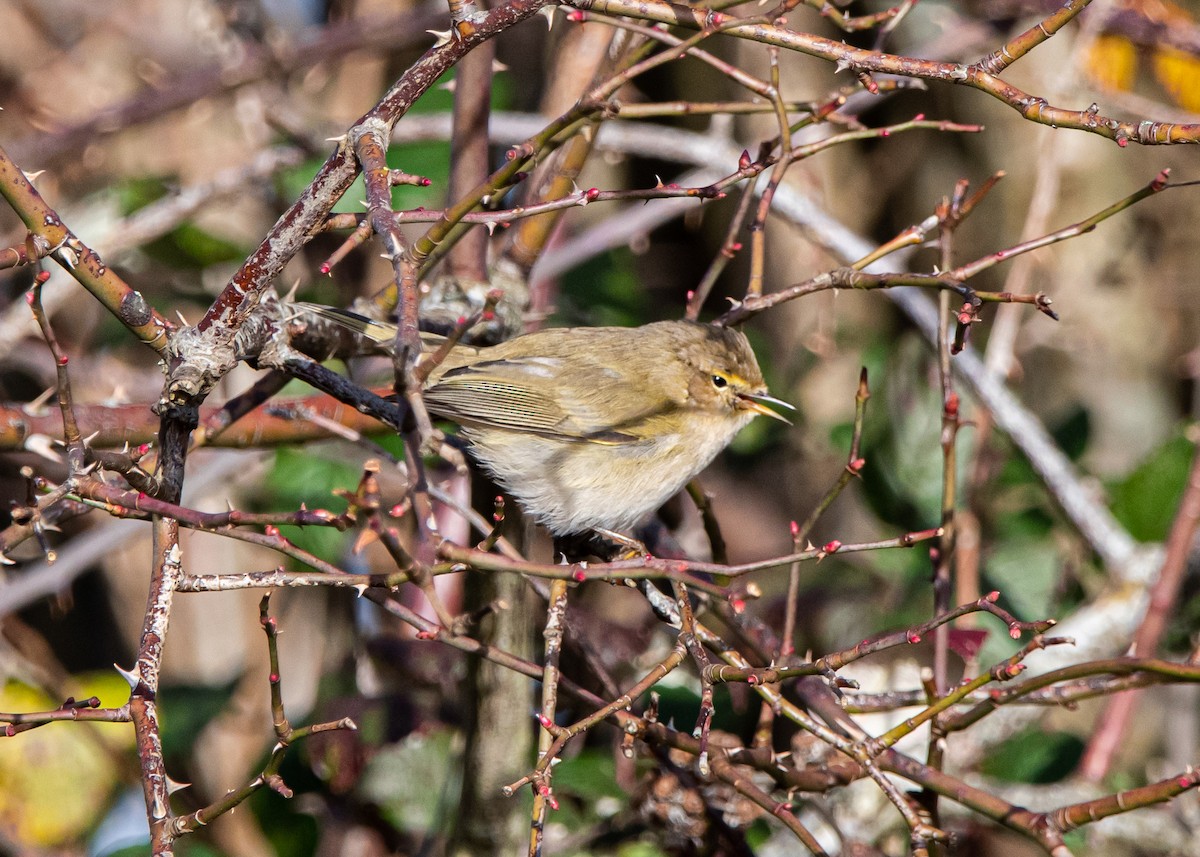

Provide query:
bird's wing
left=423, top=356, right=659, bottom=443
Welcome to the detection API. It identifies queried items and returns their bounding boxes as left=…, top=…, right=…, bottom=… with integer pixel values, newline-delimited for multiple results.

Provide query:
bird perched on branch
left=299, top=304, right=792, bottom=537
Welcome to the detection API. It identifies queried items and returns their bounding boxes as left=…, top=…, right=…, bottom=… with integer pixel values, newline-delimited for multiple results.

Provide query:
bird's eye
left=711, top=374, right=728, bottom=389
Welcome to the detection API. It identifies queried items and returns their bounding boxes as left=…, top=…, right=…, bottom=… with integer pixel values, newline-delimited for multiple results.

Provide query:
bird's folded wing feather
left=423, top=356, right=662, bottom=443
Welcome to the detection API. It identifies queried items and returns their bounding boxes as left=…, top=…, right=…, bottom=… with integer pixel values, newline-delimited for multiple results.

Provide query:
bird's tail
left=293, top=302, right=398, bottom=345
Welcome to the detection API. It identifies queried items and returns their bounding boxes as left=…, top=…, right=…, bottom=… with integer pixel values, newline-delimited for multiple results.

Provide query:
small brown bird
left=300, top=305, right=792, bottom=536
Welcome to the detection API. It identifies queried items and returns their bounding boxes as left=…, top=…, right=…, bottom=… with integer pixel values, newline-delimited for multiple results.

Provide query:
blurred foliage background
left=2, top=0, right=1200, bottom=854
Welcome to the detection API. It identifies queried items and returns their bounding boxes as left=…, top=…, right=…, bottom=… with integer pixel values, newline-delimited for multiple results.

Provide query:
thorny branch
left=4, top=0, right=1200, bottom=853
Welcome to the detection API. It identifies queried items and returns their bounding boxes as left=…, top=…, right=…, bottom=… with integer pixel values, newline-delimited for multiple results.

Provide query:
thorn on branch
left=1035, top=293, right=1059, bottom=320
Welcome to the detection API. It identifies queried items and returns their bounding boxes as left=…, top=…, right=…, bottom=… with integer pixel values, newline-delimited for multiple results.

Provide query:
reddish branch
left=718, top=168, right=1169, bottom=326
left=0, top=388, right=406, bottom=452
left=172, top=0, right=552, bottom=406
left=565, top=0, right=1200, bottom=144
left=0, top=145, right=173, bottom=351
left=6, top=0, right=1200, bottom=849
left=1078, top=440, right=1200, bottom=780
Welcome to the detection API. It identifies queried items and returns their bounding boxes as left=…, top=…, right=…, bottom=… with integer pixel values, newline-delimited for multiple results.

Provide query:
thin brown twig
left=565, top=0, right=1200, bottom=145
left=746, top=48, right=793, bottom=299
left=438, top=528, right=940, bottom=589
left=163, top=596, right=357, bottom=840
left=685, top=479, right=729, bottom=565
left=1078, top=437, right=1200, bottom=780
left=446, top=39, right=496, bottom=284
left=504, top=640, right=690, bottom=795
left=529, top=578, right=569, bottom=855
left=976, top=0, right=1093, bottom=75
left=719, top=169, right=1169, bottom=326
left=27, top=273, right=85, bottom=473
left=0, top=144, right=172, bottom=351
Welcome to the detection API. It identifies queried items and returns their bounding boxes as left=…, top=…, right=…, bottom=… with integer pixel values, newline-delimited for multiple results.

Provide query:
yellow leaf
left=1153, top=46, right=1200, bottom=112
left=0, top=676, right=135, bottom=846
left=1085, top=34, right=1139, bottom=92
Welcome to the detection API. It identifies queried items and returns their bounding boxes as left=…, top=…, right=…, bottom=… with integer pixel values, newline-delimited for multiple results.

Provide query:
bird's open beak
left=738, top=391, right=794, bottom=424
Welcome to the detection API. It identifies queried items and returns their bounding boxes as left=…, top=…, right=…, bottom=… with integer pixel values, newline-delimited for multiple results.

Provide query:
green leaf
left=744, top=818, right=773, bottom=848
left=984, top=539, right=1061, bottom=622
left=1109, top=433, right=1194, bottom=542
left=859, top=336, right=972, bottom=531
left=263, top=447, right=359, bottom=562
left=158, top=684, right=235, bottom=760
left=112, top=175, right=248, bottom=267
left=618, top=842, right=671, bottom=857
left=359, top=727, right=460, bottom=835
left=247, top=785, right=319, bottom=857
left=0, top=677, right=133, bottom=847
left=143, top=222, right=246, bottom=268
left=553, top=749, right=623, bottom=800
left=115, top=176, right=169, bottom=214
left=978, top=728, right=1084, bottom=784
left=646, top=682, right=760, bottom=737
left=557, top=248, right=646, bottom=327
left=1050, top=406, right=1091, bottom=462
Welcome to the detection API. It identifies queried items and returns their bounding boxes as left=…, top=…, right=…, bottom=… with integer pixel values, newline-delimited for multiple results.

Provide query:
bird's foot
left=592, top=528, right=649, bottom=561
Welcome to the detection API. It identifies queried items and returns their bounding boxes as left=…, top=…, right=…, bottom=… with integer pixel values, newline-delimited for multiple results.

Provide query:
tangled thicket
left=2, top=0, right=1200, bottom=855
